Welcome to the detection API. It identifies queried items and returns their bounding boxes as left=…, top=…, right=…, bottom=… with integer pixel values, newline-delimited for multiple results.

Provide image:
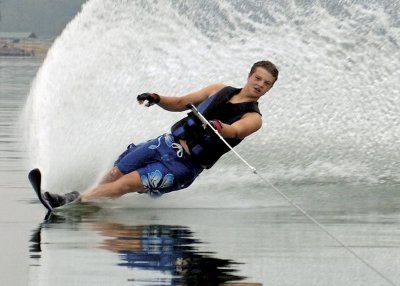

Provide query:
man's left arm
left=214, top=113, right=262, bottom=139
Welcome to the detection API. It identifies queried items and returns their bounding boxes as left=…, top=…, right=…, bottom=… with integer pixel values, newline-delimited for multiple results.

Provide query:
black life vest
left=171, top=86, right=261, bottom=169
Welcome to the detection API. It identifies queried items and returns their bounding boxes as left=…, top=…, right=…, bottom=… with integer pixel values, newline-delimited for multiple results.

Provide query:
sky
left=0, top=0, right=86, bottom=37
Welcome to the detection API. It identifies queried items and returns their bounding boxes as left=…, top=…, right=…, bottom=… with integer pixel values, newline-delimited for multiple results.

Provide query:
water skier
left=44, top=60, right=279, bottom=208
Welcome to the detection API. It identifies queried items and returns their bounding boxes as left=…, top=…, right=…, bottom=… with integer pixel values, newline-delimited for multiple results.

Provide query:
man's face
left=247, top=67, right=276, bottom=98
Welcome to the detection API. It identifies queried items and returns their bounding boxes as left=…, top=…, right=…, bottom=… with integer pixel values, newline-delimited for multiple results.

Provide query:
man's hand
left=209, top=120, right=223, bottom=133
left=137, top=93, right=160, bottom=107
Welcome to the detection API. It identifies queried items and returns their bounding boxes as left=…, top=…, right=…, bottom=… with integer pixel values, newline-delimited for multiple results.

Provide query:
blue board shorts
left=114, top=134, right=203, bottom=197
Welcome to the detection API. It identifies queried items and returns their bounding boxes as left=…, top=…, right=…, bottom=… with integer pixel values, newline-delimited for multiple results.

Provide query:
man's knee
left=101, top=167, right=124, bottom=184
left=116, top=171, right=145, bottom=195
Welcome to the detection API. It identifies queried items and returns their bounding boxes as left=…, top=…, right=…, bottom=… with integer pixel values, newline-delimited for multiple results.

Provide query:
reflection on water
left=98, top=224, right=243, bottom=285
left=29, top=209, right=254, bottom=286
left=26, top=188, right=400, bottom=286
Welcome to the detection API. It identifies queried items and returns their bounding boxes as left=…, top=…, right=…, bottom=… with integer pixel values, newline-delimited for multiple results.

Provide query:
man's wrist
left=151, top=93, right=160, bottom=104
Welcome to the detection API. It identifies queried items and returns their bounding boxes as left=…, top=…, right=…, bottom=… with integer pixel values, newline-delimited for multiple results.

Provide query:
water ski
left=29, top=168, right=82, bottom=213
left=28, top=168, right=53, bottom=212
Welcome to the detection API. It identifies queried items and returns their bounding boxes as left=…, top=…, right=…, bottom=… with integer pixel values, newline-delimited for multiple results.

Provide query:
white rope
left=188, top=103, right=398, bottom=286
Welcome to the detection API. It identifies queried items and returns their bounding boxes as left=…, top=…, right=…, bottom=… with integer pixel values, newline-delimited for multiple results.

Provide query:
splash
left=24, top=0, right=400, bottom=201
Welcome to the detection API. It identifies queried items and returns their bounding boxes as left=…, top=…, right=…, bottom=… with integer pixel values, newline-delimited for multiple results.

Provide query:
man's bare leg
left=81, top=171, right=145, bottom=202
left=98, top=166, right=124, bottom=184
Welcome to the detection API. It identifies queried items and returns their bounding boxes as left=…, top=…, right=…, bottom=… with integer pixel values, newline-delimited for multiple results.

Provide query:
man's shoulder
left=209, top=83, right=226, bottom=89
left=205, top=83, right=226, bottom=95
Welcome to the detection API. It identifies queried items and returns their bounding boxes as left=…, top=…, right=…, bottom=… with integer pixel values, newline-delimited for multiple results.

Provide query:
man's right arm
left=139, top=83, right=225, bottom=112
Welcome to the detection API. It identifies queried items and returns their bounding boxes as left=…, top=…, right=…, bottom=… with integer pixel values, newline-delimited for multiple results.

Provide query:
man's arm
left=217, top=112, right=262, bottom=139
left=139, top=83, right=226, bottom=112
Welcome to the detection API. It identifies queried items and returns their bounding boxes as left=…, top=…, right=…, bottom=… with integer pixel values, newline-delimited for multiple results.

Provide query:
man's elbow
left=176, top=98, right=190, bottom=111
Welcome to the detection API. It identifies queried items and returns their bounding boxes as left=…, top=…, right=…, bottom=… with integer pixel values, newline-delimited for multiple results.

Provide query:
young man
left=44, top=60, right=279, bottom=207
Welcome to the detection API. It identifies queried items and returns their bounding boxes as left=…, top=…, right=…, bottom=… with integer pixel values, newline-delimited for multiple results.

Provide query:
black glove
left=209, top=120, right=223, bottom=132
left=137, top=93, right=160, bottom=106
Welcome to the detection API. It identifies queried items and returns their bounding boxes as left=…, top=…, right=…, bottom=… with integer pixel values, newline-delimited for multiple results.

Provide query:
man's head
left=249, top=60, right=279, bottom=83
left=245, top=60, right=278, bottom=99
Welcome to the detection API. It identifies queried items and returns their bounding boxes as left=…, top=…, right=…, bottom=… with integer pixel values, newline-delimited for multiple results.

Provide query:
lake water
left=1, top=0, right=400, bottom=285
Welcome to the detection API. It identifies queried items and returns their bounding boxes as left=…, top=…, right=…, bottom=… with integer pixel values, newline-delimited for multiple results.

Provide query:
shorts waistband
left=169, top=134, right=205, bottom=170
